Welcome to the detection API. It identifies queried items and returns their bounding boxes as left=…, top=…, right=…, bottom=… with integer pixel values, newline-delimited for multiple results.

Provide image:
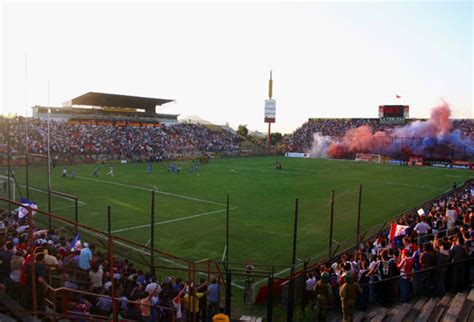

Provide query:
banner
left=264, top=99, right=276, bottom=123
left=285, top=152, right=309, bottom=158
left=389, top=223, right=409, bottom=240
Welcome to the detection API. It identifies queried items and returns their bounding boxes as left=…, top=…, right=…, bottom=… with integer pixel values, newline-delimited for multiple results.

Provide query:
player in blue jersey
left=147, top=163, right=153, bottom=174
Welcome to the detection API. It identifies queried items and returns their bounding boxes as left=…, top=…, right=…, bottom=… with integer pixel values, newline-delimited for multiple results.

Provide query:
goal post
left=355, top=153, right=382, bottom=163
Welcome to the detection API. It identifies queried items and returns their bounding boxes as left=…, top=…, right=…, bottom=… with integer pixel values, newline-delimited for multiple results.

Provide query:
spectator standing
left=314, top=271, right=332, bottom=321
left=397, top=249, right=414, bottom=302
left=207, top=278, right=220, bottom=318
left=450, top=235, right=467, bottom=292
left=0, top=241, right=15, bottom=283
left=340, top=274, right=362, bottom=322
left=79, top=243, right=93, bottom=271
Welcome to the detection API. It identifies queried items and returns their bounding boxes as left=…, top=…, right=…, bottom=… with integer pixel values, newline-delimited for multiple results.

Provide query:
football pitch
left=8, top=156, right=473, bottom=267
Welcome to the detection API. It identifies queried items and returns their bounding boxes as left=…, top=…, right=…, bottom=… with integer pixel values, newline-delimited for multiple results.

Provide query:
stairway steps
left=369, top=307, right=388, bottom=322
left=403, top=297, right=429, bottom=322
left=444, top=292, right=468, bottom=322
left=390, top=302, right=412, bottom=322
left=365, top=305, right=382, bottom=321
left=467, top=288, right=474, bottom=302
left=353, top=310, right=365, bottom=322
left=458, top=300, right=473, bottom=322
left=430, top=294, right=453, bottom=322
left=383, top=303, right=404, bottom=322
left=416, top=297, right=439, bottom=322
left=0, top=293, right=41, bottom=322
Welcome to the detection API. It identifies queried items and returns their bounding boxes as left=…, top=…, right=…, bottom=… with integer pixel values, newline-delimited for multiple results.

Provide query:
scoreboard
left=379, top=105, right=409, bottom=124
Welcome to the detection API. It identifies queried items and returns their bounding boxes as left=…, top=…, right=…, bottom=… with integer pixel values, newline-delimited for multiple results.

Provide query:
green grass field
left=7, top=157, right=472, bottom=269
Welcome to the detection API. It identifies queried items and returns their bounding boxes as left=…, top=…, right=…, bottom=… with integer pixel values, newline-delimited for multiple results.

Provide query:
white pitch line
left=75, top=175, right=228, bottom=207
left=111, top=208, right=236, bottom=233
left=217, top=165, right=440, bottom=190
left=21, top=185, right=88, bottom=206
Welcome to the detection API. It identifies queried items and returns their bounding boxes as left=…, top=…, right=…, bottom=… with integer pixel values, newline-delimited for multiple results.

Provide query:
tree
left=270, top=132, right=283, bottom=145
left=237, top=124, right=249, bottom=137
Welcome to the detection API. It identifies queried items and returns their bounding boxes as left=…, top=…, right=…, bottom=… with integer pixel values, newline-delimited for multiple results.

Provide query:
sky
left=1, top=1, right=472, bottom=134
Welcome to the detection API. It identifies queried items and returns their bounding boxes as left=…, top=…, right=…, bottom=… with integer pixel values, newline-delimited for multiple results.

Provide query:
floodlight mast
left=47, top=81, right=52, bottom=226
left=268, top=71, right=272, bottom=152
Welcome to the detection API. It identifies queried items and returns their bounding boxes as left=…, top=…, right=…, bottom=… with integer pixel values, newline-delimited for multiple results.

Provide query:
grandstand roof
left=63, top=92, right=174, bottom=112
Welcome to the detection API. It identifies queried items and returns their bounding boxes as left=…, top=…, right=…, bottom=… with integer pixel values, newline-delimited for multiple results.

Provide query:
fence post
left=302, top=260, right=308, bottom=315
left=107, top=205, right=118, bottom=321
left=150, top=190, right=156, bottom=277
left=287, top=198, right=299, bottom=322
left=226, top=194, right=230, bottom=269
left=225, top=269, right=232, bottom=317
left=27, top=208, right=38, bottom=317
left=224, top=194, right=231, bottom=316
left=356, top=184, right=362, bottom=245
left=25, top=153, right=30, bottom=199
left=6, top=119, right=11, bottom=211
left=266, top=272, right=274, bottom=322
left=328, top=190, right=335, bottom=259
left=74, top=197, right=79, bottom=234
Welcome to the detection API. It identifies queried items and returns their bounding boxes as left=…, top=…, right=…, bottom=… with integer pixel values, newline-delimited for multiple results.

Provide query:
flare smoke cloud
left=307, top=102, right=473, bottom=159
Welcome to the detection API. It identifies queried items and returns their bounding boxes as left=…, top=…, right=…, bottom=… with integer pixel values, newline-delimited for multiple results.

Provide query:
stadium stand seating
left=1, top=118, right=240, bottom=161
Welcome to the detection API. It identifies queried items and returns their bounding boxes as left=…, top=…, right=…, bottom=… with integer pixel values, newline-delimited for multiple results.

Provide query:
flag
left=17, top=198, right=38, bottom=219
left=396, top=95, right=401, bottom=99
left=70, top=233, right=82, bottom=251
left=389, top=223, right=409, bottom=240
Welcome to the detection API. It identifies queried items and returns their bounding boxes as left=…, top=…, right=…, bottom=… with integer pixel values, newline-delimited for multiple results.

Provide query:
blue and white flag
left=17, top=198, right=38, bottom=219
left=70, top=233, right=82, bottom=251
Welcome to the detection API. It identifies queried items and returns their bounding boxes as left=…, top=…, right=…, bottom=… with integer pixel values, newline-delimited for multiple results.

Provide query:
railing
left=44, top=285, right=177, bottom=322
left=0, top=196, right=228, bottom=322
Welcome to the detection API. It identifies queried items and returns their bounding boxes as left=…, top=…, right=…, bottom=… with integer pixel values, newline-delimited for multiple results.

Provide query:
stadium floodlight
left=24, top=53, right=29, bottom=199
left=47, top=81, right=52, bottom=219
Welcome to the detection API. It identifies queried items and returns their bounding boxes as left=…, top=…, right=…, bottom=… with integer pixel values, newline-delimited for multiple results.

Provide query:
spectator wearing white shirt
left=414, top=217, right=431, bottom=245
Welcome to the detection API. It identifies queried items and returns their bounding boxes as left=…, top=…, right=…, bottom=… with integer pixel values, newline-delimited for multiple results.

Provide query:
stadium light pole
left=25, top=53, right=30, bottom=199
left=47, top=81, right=52, bottom=228
left=287, top=197, right=299, bottom=322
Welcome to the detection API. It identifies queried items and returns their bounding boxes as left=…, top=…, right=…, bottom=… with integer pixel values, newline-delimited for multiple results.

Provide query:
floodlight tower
left=264, top=71, right=276, bottom=152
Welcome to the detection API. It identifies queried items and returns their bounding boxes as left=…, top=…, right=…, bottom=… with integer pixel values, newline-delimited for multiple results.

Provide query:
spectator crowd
left=1, top=118, right=240, bottom=161
left=304, top=180, right=473, bottom=321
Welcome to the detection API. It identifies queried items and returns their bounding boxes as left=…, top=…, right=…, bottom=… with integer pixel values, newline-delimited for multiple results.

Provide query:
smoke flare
left=307, top=102, right=473, bottom=160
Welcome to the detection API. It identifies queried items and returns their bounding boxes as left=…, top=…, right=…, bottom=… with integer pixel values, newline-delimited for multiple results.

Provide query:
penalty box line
left=112, top=207, right=238, bottom=234
left=75, top=175, right=229, bottom=207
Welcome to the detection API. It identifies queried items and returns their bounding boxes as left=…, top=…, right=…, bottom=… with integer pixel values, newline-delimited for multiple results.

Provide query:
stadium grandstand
left=1, top=92, right=240, bottom=164
left=32, top=92, right=179, bottom=126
